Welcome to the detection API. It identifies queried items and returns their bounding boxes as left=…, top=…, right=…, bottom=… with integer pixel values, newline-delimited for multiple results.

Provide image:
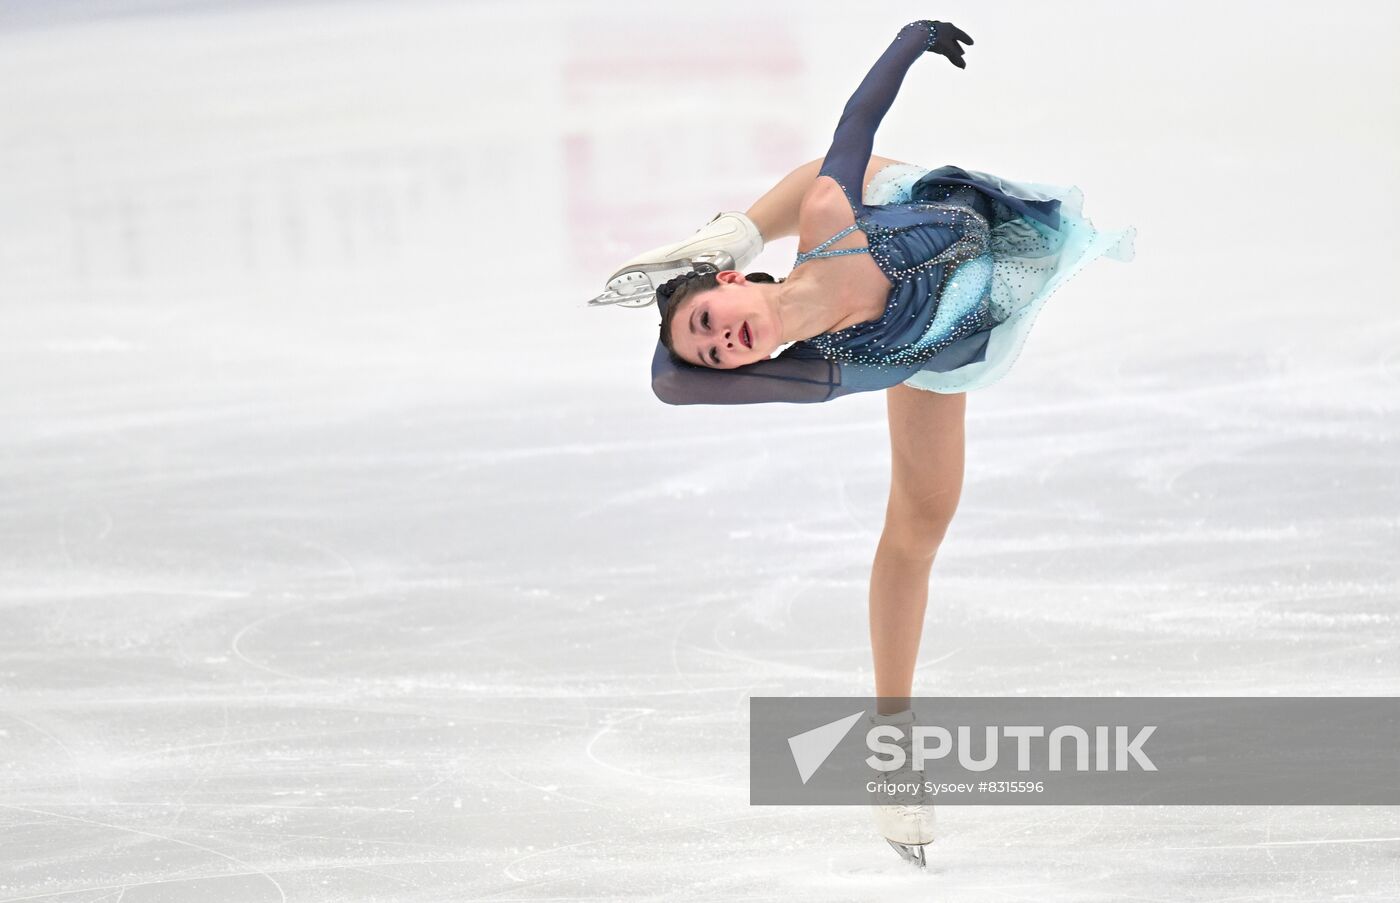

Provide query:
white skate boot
left=586, top=211, right=764, bottom=308
left=867, top=708, right=936, bottom=868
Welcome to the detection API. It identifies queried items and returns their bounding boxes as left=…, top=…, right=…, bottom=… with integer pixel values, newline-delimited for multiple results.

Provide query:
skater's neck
left=768, top=274, right=876, bottom=344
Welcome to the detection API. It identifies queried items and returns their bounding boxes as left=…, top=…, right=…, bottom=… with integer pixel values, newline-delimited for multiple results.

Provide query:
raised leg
left=744, top=154, right=909, bottom=241
left=871, top=384, right=966, bottom=714
left=589, top=154, right=913, bottom=306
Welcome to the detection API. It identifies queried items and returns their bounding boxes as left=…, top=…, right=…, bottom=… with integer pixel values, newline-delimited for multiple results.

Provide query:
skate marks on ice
left=5, top=351, right=1395, bottom=900
left=491, top=804, right=1400, bottom=901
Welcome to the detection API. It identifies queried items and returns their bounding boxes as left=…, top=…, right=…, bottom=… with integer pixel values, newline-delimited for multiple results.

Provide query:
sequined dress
left=651, top=20, right=1136, bottom=405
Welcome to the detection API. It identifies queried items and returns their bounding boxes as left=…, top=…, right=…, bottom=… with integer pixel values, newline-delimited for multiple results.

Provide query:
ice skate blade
left=885, top=838, right=927, bottom=869
left=586, top=251, right=738, bottom=309
left=587, top=270, right=657, bottom=308
left=586, top=290, right=655, bottom=308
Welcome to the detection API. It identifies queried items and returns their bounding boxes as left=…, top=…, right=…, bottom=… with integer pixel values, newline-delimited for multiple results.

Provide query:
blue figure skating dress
left=651, top=21, right=1136, bottom=405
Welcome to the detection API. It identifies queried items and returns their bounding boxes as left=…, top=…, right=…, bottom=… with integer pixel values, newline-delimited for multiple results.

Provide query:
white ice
left=1, top=1, right=1397, bottom=900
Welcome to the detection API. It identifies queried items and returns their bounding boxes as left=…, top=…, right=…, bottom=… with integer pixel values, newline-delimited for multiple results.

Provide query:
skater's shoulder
left=798, top=177, right=861, bottom=245
left=800, top=174, right=857, bottom=219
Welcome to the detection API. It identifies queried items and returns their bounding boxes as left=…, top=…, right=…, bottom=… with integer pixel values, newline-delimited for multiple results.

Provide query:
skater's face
left=669, top=271, right=778, bottom=369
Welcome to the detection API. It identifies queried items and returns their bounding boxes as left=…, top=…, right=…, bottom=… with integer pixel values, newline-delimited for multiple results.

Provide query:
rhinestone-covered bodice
left=793, top=198, right=998, bottom=373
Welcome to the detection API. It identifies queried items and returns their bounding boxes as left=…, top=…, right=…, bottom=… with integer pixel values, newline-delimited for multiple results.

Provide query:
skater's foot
left=871, top=800, right=936, bottom=848
left=586, top=211, right=764, bottom=308
left=867, top=708, right=935, bottom=865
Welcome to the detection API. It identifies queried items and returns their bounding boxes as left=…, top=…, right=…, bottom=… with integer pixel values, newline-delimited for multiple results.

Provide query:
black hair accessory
left=655, top=263, right=720, bottom=307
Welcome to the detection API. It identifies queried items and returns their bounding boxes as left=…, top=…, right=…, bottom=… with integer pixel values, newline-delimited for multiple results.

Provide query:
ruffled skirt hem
left=864, top=163, right=1136, bottom=394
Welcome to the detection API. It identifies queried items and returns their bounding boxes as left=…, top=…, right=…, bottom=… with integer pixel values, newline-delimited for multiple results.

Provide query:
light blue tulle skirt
left=862, top=162, right=1137, bottom=393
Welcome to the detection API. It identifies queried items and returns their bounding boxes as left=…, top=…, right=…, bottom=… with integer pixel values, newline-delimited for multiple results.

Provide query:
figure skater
left=588, top=20, right=1135, bottom=868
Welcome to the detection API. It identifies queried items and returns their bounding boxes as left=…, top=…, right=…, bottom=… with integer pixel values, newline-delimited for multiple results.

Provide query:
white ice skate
left=867, top=709, right=936, bottom=869
left=873, top=800, right=936, bottom=868
left=586, top=211, right=764, bottom=308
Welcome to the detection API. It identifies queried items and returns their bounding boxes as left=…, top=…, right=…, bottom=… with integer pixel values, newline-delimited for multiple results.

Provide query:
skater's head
left=658, top=268, right=785, bottom=370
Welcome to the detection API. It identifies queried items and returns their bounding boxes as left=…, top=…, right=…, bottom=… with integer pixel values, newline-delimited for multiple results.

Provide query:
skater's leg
left=590, top=154, right=911, bottom=305
left=870, top=384, right=966, bottom=715
left=867, top=388, right=960, bottom=857
left=744, top=154, right=910, bottom=241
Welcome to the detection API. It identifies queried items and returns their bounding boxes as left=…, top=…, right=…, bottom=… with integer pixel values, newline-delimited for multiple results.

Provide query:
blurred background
left=1, top=1, right=1397, bottom=899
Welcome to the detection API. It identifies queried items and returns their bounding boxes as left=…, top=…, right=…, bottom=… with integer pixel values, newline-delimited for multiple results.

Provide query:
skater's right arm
left=650, top=338, right=942, bottom=405
left=651, top=341, right=885, bottom=405
left=650, top=311, right=998, bottom=405
left=651, top=341, right=844, bottom=405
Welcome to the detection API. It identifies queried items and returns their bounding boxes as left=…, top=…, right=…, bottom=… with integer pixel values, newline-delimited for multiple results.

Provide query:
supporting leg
left=870, top=384, right=966, bottom=714
left=868, top=387, right=959, bottom=854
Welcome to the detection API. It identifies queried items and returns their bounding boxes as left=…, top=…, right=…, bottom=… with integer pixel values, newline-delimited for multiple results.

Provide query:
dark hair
left=657, top=268, right=782, bottom=367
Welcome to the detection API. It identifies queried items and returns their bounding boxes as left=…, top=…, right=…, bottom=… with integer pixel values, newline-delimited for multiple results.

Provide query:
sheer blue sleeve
left=817, top=21, right=936, bottom=217
left=651, top=341, right=858, bottom=405
left=650, top=329, right=993, bottom=405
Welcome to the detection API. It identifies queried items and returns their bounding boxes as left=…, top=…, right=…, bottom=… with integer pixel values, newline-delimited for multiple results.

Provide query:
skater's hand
left=908, top=20, right=973, bottom=68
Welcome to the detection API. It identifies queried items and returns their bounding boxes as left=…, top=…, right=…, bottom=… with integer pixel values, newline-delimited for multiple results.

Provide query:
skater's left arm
left=817, top=20, right=973, bottom=217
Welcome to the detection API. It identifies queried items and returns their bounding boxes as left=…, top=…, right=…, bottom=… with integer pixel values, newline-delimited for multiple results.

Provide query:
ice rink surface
left=1, top=0, right=1398, bottom=899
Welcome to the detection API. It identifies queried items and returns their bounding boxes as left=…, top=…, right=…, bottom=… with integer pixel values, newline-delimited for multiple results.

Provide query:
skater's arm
left=650, top=325, right=997, bottom=406
left=651, top=341, right=843, bottom=405
left=650, top=340, right=930, bottom=405
left=817, top=20, right=971, bottom=217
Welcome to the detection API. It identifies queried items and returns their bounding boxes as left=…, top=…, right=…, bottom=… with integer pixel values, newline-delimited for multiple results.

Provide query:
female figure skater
left=590, top=20, right=1135, bottom=867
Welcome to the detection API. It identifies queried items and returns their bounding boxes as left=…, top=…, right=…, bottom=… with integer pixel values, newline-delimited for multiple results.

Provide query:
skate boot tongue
left=870, top=708, right=916, bottom=727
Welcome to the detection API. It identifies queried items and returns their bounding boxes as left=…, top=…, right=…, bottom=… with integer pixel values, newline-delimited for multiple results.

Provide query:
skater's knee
left=883, top=484, right=958, bottom=560
left=882, top=506, right=954, bottom=562
left=882, top=524, right=949, bottom=562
